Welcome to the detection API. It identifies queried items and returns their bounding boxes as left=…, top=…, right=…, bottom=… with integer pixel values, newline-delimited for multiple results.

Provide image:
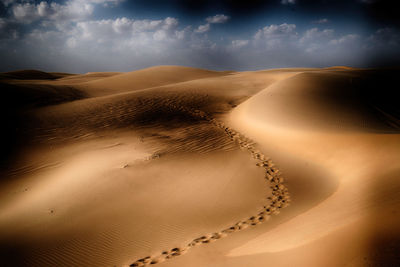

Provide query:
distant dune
left=0, top=70, right=72, bottom=80
left=235, top=70, right=400, bottom=132
left=0, top=66, right=399, bottom=267
left=77, top=65, right=234, bottom=97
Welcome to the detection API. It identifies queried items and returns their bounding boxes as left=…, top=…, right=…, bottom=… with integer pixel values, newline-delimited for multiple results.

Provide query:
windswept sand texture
left=0, top=66, right=399, bottom=267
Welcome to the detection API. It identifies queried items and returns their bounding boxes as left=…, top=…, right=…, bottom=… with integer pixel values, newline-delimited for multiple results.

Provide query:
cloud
left=21, top=16, right=183, bottom=60
left=206, top=14, right=230, bottom=24
left=1, top=2, right=400, bottom=73
left=253, top=23, right=297, bottom=49
left=300, top=28, right=334, bottom=43
left=255, top=23, right=297, bottom=38
left=11, top=3, right=45, bottom=22
left=329, top=34, right=360, bottom=45
left=224, top=23, right=372, bottom=68
left=281, top=0, right=296, bottom=5
left=231, top=39, right=249, bottom=49
left=195, top=23, right=210, bottom=33
left=8, top=0, right=124, bottom=23
left=364, top=27, right=400, bottom=66
left=163, top=17, right=179, bottom=30
left=312, top=18, right=329, bottom=24
left=194, top=14, right=229, bottom=34
left=74, top=17, right=179, bottom=42
left=367, top=27, right=400, bottom=47
left=11, top=1, right=92, bottom=23
left=86, top=0, right=124, bottom=5
left=2, top=15, right=193, bottom=72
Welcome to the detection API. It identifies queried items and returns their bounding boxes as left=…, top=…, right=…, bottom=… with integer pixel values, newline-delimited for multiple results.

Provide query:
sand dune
left=1, top=66, right=399, bottom=267
left=76, top=65, right=234, bottom=97
left=236, top=70, right=400, bottom=132
left=0, top=70, right=69, bottom=80
left=224, top=69, right=400, bottom=266
left=53, top=71, right=122, bottom=84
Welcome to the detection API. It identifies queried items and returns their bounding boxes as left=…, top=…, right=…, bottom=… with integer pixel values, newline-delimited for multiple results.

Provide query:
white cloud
left=174, top=26, right=191, bottom=40
left=5, top=15, right=193, bottom=72
left=253, top=23, right=298, bottom=49
left=300, top=28, right=334, bottom=43
left=255, top=23, right=297, bottom=38
left=194, top=14, right=229, bottom=34
left=9, top=0, right=124, bottom=23
left=74, top=17, right=179, bottom=41
left=12, top=3, right=40, bottom=22
left=244, top=23, right=370, bottom=67
left=195, top=23, right=210, bottom=33
left=231, top=39, right=249, bottom=49
left=11, top=1, right=94, bottom=23
left=37, top=2, right=48, bottom=17
left=162, top=17, right=179, bottom=30
left=300, top=28, right=357, bottom=54
left=206, top=14, right=230, bottom=24
left=153, top=30, right=167, bottom=41
left=329, top=34, right=359, bottom=45
left=281, top=0, right=296, bottom=5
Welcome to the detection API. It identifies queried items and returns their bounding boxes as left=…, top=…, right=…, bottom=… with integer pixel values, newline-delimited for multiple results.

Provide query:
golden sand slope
left=1, top=66, right=399, bottom=267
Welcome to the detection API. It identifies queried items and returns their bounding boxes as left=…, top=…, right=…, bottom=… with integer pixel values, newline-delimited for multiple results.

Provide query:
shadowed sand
left=0, top=66, right=399, bottom=267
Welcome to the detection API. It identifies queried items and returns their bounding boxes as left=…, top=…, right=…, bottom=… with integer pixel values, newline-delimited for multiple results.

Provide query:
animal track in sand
left=128, top=101, right=291, bottom=267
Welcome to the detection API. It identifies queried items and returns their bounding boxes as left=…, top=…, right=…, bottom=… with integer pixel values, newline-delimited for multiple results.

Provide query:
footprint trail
left=128, top=101, right=291, bottom=267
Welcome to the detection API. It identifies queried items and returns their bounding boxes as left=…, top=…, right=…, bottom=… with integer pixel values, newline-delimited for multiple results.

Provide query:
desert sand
left=0, top=66, right=399, bottom=267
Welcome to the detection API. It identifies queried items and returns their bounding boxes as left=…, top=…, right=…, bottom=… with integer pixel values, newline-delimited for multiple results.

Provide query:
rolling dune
left=236, top=70, right=400, bottom=132
left=76, top=66, right=234, bottom=97
left=225, top=69, right=400, bottom=266
left=0, top=66, right=399, bottom=267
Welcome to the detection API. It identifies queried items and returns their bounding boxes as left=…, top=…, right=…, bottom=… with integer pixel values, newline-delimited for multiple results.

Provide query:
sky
left=0, top=0, right=399, bottom=72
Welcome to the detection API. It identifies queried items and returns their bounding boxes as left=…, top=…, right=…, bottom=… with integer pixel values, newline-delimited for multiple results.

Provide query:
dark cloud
left=364, top=0, right=400, bottom=27
left=125, top=0, right=400, bottom=28
left=126, top=0, right=278, bottom=17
